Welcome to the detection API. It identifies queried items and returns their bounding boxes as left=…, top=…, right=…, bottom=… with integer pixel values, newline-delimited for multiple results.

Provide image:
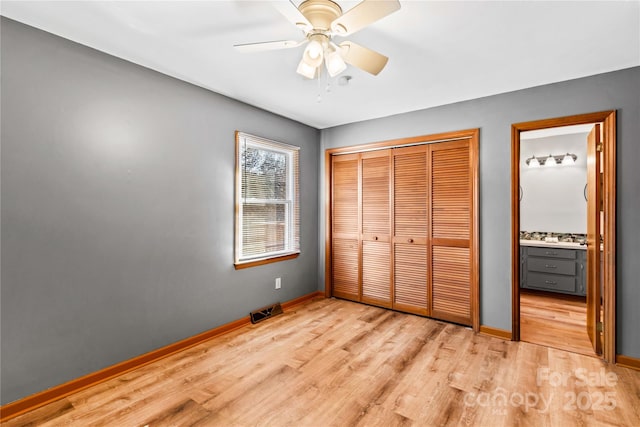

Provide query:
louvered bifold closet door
left=361, top=150, right=392, bottom=307
left=429, top=140, right=473, bottom=325
left=331, top=154, right=360, bottom=301
left=392, top=146, right=428, bottom=315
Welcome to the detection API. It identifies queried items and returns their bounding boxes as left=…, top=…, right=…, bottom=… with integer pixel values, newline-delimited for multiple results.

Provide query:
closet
left=328, top=130, right=479, bottom=328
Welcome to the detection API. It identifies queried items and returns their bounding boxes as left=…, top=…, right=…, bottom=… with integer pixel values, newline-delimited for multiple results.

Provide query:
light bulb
left=307, top=41, right=322, bottom=59
left=528, top=156, right=540, bottom=168
left=296, top=59, right=316, bottom=79
left=562, top=153, right=575, bottom=165
left=325, top=48, right=347, bottom=77
left=545, top=154, right=556, bottom=167
left=302, top=40, right=324, bottom=67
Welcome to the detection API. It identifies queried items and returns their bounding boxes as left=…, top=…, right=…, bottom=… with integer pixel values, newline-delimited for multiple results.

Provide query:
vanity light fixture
left=525, top=153, right=578, bottom=168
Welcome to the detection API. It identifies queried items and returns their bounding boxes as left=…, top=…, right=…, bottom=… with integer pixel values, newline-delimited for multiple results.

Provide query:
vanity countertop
left=520, top=240, right=587, bottom=250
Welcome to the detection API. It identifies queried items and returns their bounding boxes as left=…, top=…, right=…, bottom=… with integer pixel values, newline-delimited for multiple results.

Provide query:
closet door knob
left=408, top=238, right=414, bottom=243
left=374, top=236, right=378, bottom=241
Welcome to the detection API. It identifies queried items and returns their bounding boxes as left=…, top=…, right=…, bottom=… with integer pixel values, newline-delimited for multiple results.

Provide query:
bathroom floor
left=520, top=289, right=597, bottom=357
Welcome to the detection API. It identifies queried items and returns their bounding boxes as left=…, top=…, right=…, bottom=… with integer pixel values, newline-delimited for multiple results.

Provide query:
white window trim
left=235, top=132, right=300, bottom=268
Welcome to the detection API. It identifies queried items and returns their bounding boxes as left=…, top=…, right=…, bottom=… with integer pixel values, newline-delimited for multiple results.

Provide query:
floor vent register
left=249, top=302, right=283, bottom=324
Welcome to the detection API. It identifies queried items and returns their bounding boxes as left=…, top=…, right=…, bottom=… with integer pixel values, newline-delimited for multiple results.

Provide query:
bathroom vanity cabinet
left=519, top=243, right=586, bottom=296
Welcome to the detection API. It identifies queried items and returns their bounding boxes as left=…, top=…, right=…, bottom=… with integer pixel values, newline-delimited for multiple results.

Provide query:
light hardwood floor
left=520, top=290, right=596, bottom=357
left=4, top=297, right=640, bottom=426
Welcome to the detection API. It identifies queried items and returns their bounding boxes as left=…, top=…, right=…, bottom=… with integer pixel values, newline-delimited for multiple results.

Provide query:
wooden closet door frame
left=511, top=111, right=616, bottom=363
left=325, top=129, right=480, bottom=332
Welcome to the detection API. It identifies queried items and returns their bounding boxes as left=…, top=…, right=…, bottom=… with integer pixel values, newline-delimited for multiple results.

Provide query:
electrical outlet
left=275, top=277, right=281, bottom=289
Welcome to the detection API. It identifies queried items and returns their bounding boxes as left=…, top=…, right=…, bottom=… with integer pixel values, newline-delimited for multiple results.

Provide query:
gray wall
left=319, top=67, right=640, bottom=358
left=1, top=18, right=319, bottom=404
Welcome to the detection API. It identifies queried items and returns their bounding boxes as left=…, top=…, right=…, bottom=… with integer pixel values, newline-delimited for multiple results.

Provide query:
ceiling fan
left=234, top=0, right=401, bottom=79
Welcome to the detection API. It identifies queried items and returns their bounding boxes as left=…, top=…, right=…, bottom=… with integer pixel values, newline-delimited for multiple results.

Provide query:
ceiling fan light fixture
left=325, top=47, right=347, bottom=77
left=302, top=38, right=324, bottom=67
left=296, top=59, right=317, bottom=79
left=235, top=0, right=401, bottom=82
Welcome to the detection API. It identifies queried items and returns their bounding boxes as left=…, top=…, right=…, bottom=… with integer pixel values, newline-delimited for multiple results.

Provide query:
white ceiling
left=2, top=1, right=639, bottom=129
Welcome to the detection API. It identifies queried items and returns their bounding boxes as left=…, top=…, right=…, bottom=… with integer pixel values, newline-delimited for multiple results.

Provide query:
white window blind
left=235, top=132, right=300, bottom=267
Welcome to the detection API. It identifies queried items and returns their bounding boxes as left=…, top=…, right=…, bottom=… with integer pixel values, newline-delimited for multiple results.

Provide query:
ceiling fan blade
left=339, top=41, right=389, bottom=75
left=234, top=39, right=306, bottom=53
left=273, top=0, right=312, bottom=33
left=331, top=0, right=401, bottom=36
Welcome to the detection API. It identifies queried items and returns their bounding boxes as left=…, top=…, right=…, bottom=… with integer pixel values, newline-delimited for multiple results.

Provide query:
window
left=235, top=132, right=300, bottom=268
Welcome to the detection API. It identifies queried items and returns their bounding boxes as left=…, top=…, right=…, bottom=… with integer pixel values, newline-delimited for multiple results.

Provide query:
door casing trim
left=511, top=111, right=616, bottom=362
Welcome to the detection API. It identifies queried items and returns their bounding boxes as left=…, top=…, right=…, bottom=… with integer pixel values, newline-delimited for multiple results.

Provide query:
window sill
left=234, top=252, right=299, bottom=270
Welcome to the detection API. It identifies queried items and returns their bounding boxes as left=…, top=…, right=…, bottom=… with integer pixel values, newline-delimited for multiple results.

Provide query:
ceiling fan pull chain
left=316, top=67, right=322, bottom=103
left=325, top=68, right=332, bottom=93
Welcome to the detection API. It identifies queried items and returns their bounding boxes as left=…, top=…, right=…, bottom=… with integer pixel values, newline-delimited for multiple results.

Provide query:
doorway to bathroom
left=511, top=111, right=616, bottom=362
